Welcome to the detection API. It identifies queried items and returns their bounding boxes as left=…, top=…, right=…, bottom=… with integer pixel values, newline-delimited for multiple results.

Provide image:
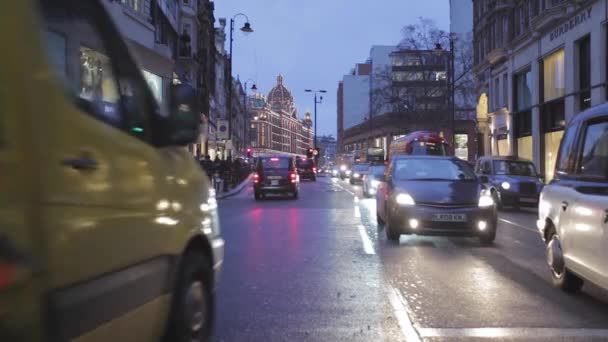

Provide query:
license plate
left=268, top=176, right=282, bottom=180
left=520, top=197, right=537, bottom=203
left=271, top=180, right=279, bottom=186
left=432, top=213, right=467, bottom=222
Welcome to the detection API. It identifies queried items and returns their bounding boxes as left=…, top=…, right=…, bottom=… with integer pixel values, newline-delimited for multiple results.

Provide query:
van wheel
left=546, top=233, right=584, bottom=293
left=165, top=251, right=214, bottom=342
left=254, top=191, right=262, bottom=201
left=385, top=210, right=400, bottom=242
left=292, top=191, right=299, bottom=199
left=491, top=190, right=502, bottom=210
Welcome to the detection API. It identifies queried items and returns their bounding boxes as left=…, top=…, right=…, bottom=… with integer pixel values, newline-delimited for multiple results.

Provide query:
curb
left=217, top=174, right=253, bottom=200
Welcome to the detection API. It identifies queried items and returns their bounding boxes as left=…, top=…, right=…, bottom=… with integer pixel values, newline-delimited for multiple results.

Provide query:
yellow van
left=0, top=0, right=223, bottom=341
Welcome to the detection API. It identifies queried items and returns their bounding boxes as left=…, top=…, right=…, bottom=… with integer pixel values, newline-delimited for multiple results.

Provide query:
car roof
left=392, top=155, right=459, bottom=161
left=570, top=102, right=608, bottom=125
left=478, top=155, right=534, bottom=163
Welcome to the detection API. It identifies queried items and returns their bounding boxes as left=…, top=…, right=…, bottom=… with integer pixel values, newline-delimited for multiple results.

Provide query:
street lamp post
left=304, top=89, right=327, bottom=149
left=228, top=13, right=253, bottom=158
left=243, top=80, right=257, bottom=153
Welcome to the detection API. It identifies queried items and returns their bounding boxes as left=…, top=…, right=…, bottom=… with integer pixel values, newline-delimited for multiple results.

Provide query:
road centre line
left=418, top=327, right=608, bottom=339
left=357, top=224, right=375, bottom=255
left=499, top=218, right=538, bottom=233
left=387, top=286, right=422, bottom=342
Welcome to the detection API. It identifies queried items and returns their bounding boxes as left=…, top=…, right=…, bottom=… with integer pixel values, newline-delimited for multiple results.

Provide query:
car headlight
left=501, top=181, right=510, bottom=190
left=354, top=173, right=360, bottom=178
left=478, top=194, right=494, bottom=208
left=371, top=180, right=380, bottom=188
left=396, top=193, right=415, bottom=206
left=340, top=165, right=347, bottom=171
left=332, top=170, right=338, bottom=175
left=345, top=170, right=352, bottom=175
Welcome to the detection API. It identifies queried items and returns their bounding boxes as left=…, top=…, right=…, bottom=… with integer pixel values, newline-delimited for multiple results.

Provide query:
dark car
left=362, top=164, right=386, bottom=198
left=350, top=163, right=370, bottom=185
left=475, top=156, right=544, bottom=209
left=296, top=157, right=317, bottom=181
left=254, top=156, right=299, bottom=200
left=376, top=156, right=497, bottom=244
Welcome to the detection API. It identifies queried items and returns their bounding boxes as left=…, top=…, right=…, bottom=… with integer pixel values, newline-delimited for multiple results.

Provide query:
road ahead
left=215, top=176, right=608, bottom=342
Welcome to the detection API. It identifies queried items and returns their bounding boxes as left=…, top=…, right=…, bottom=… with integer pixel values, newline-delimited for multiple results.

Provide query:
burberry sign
left=550, top=8, right=592, bottom=41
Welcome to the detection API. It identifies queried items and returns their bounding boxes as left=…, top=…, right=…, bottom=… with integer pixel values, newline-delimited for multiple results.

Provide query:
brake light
left=0, top=262, right=16, bottom=291
left=290, top=172, right=297, bottom=183
left=253, top=173, right=259, bottom=184
left=270, top=157, right=279, bottom=161
left=313, top=167, right=317, bottom=173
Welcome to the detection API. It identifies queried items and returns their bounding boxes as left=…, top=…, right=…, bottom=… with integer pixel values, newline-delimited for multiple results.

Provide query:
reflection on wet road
left=216, top=177, right=608, bottom=341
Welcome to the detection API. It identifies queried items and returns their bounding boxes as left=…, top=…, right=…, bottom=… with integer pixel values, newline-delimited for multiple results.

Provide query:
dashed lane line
left=417, top=327, right=608, bottom=339
left=357, top=224, right=375, bottom=255
left=387, top=286, right=422, bottom=342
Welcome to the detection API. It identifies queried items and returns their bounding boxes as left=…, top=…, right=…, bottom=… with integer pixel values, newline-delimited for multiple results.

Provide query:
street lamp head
left=251, top=84, right=257, bottom=91
left=320, top=90, right=327, bottom=93
left=240, top=22, right=253, bottom=34
left=304, top=89, right=313, bottom=92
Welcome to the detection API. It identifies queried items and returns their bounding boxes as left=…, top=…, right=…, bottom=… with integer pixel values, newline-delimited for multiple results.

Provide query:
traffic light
left=246, top=148, right=252, bottom=158
left=306, top=148, right=314, bottom=158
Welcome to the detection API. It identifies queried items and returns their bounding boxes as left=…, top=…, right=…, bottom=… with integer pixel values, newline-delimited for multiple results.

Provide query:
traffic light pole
left=314, top=93, right=317, bottom=150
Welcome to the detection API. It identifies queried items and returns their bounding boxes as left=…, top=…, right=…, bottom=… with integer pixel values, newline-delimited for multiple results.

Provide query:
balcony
left=530, top=0, right=570, bottom=32
left=485, top=47, right=507, bottom=66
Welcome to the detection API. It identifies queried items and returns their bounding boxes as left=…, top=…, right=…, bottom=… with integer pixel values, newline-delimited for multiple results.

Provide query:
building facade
left=340, top=46, right=477, bottom=161
left=317, top=135, right=337, bottom=166
left=473, top=0, right=607, bottom=181
left=249, top=75, right=314, bottom=156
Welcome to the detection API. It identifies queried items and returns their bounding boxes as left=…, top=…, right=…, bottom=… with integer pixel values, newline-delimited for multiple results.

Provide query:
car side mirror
left=166, top=83, right=199, bottom=146
left=479, top=175, right=489, bottom=183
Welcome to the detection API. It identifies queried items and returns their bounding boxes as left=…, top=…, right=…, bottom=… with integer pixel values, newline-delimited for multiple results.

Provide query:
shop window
left=494, top=78, right=500, bottom=111
left=517, top=136, right=533, bottom=161
left=541, top=98, right=565, bottom=132
left=578, top=121, right=608, bottom=180
left=577, top=36, right=591, bottom=111
left=497, top=138, right=509, bottom=156
left=542, top=49, right=565, bottom=101
left=454, top=134, right=468, bottom=160
left=502, top=73, right=508, bottom=108
left=514, top=110, right=532, bottom=137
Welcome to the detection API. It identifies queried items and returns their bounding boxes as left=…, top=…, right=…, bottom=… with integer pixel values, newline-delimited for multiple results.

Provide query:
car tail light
left=290, top=172, right=297, bottom=183
left=253, top=173, right=260, bottom=184
left=313, top=167, right=317, bottom=173
left=0, top=262, right=16, bottom=291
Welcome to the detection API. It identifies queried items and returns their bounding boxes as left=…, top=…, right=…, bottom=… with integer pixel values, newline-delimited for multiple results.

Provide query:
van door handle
left=604, top=210, right=608, bottom=224
left=561, top=201, right=568, bottom=211
left=62, top=155, right=98, bottom=170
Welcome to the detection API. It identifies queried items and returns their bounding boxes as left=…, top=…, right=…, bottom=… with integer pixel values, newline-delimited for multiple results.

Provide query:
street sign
left=217, top=120, right=229, bottom=140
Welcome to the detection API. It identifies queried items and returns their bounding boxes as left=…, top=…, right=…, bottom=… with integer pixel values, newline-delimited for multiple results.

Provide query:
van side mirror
left=166, top=83, right=199, bottom=146
left=479, top=175, right=489, bottom=183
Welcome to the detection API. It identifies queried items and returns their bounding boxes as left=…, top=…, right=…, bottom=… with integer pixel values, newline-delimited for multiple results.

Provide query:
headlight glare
left=396, top=193, right=415, bottom=206
left=501, top=181, right=511, bottom=190
left=478, top=194, right=494, bottom=207
left=371, top=180, right=380, bottom=188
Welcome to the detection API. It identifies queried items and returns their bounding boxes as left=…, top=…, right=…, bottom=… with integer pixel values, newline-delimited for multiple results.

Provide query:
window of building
left=502, top=73, right=508, bottom=108
left=494, top=77, right=500, bottom=110
left=578, top=35, right=591, bottom=111
left=578, top=121, right=608, bottom=180
left=542, top=49, right=565, bottom=101
left=515, top=69, right=533, bottom=111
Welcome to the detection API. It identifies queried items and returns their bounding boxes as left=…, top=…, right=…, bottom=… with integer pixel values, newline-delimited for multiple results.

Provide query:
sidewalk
left=216, top=173, right=253, bottom=200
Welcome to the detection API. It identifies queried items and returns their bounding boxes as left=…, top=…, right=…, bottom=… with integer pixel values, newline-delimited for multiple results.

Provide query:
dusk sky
left=214, top=1, right=450, bottom=137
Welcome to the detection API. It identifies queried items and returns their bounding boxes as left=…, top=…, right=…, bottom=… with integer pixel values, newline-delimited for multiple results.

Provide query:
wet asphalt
left=214, top=176, right=608, bottom=342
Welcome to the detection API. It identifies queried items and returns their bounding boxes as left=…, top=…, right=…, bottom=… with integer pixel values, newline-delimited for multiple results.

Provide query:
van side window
left=38, top=0, right=152, bottom=141
left=578, top=121, right=608, bottom=180
left=482, top=160, right=491, bottom=174
left=556, top=123, right=579, bottom=174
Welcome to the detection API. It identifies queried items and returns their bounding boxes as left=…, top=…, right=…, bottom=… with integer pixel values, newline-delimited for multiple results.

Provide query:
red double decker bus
left=388, top=131, right=451, bottom=160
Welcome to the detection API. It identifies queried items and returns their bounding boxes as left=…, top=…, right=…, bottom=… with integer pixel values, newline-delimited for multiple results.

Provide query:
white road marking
left=418, top=327, right=608, bottom=339
left=354, top=205, right=361, bottom=218
left=387, top=286, right=421, bottom=342
left=357, top=224, right=375, bottom=254
left=499, top=218, right=537, bottom=233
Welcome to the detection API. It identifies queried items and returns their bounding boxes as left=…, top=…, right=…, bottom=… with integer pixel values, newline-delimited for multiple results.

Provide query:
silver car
left=539, top=105, right=608, bottom=293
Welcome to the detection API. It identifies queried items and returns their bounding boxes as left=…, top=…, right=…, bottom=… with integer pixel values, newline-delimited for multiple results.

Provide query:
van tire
left=165, top=251, right=214, bottom=342
left=254, top=191, right=262, bottom=201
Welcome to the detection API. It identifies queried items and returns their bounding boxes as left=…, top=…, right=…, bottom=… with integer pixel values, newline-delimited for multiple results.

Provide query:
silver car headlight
left=353, top=173, right=360, bottom=178
left=371, top=180, right=380, bottom=188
